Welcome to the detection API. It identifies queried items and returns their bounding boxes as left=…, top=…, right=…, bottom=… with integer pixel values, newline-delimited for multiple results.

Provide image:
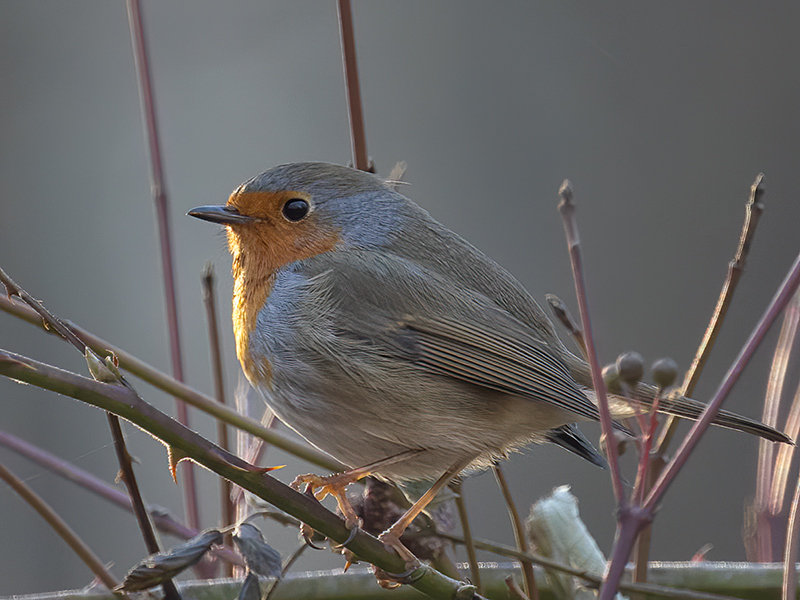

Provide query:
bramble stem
left=0, top=294, right=343, bottom=472
left=0, top=350, right=484, bottom=600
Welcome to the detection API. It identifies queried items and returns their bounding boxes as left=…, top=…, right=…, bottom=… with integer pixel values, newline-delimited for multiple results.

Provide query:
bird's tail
left=562, top=351, right=793, bottom=444
left=601, top=383, right=793, bottom=444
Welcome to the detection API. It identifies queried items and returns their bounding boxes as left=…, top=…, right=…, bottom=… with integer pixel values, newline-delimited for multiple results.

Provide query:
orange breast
left=226, top=189, right=340, bottom=386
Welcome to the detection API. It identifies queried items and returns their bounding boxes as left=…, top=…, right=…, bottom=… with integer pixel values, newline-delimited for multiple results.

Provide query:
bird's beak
left=187, top=205, right=255, bottom=225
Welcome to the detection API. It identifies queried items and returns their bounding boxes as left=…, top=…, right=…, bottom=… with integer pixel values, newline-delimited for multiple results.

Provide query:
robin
left=189, top=162, right=790, bottom=562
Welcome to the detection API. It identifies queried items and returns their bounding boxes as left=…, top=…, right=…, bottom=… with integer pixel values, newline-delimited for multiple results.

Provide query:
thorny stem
left=0, top=429, right=244, bottom=565
left=0, top=268, right=187, bottom=591
left=451, top=479, right=482, bottom=594
left=0, top=351, right=486, bottom=600
left=645, top=249, right=800, bottom=510
left=126, top=0, right=199, bottom=532
left=655, top=173, right=766, bottom=453
left=337, top=0, right=370, bottom=172
left=201, top=265, right=235, bottom=575
left=0, top=461, right=120, bottom=592
left=557, top=180, right=624, bottom=504
left=492, top=464, right=538, bottom=600
left=0, top=294, right=344, bottom=472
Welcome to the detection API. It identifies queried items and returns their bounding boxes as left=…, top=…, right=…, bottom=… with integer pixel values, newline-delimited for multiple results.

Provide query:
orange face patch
left=225, top=189, right=340, bottom=385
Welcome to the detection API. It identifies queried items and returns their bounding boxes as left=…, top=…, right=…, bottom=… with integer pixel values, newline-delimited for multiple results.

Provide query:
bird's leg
left=291, top=449, right=423, bottom=529
left=378, top=455, right=475, bottom=566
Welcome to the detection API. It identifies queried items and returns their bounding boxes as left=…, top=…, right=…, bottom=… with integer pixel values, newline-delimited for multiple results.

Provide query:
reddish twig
left=201, top=266, right=235, bottom=575
left=556, top=181, right=624, bottom=503
left=646, top=249, right=800, bottom=510
left=0, top=430, right=243, bottom=566
left=0, top=461, right=119, bottom=591
left=753, top=293, right=800, bottom=560
left=770, top=359, right=800, bottom=513
left=545, top=294, right=587, bottom=358
left=336, top=0, right=370, bottom=172
left=125, top=0, right=199, bottom=532
left=656, top=174, right=766, bottom=453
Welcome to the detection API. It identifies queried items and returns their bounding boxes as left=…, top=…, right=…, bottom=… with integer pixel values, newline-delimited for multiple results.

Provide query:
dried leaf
left=233, top=523, right=282, bottom=578
left=238, top=572, right=261, bottom=600
left=115, top=529, right=223, bottom=591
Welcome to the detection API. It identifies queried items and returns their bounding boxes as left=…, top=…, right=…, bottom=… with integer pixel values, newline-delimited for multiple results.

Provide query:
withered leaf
left=116, top=529, right=223, bottom=591
left=238, top=572, right=261, bottom=600
left=232, top=522, right=282, bottom=578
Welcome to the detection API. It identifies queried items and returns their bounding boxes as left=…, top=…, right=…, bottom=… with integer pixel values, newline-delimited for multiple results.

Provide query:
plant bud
left=616, top=351, right=644, bottom=386
left=652, top=357, right=679, bottom=389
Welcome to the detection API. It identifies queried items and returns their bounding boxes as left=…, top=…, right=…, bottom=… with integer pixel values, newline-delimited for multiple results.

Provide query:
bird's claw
left=378, top=529, right=421, bottom=568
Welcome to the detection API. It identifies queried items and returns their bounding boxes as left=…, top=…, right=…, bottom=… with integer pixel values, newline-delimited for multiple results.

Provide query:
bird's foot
left=291, top=472, right=365, bottom=529
left=378, top=527, right=421, bottom=569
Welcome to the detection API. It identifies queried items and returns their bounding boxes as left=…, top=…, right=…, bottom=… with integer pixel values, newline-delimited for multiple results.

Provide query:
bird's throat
left=231, top=251, right=275, bottom=386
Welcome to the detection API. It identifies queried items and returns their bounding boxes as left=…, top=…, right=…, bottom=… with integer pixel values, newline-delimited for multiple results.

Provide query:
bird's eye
left=282, top=198, right=310, bottom=222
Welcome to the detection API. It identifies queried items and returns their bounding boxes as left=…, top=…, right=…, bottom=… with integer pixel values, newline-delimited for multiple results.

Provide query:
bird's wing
left=299, top=249, right=602, bottom=422
left=399, top=313, right=602, bottom=421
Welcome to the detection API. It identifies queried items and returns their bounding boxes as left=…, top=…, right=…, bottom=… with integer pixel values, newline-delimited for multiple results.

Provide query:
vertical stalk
left=202, top=266, right=235, bottom=576
left=337, top=0, right=370, bottom=171
left=125, top=0, right=200, bottom=531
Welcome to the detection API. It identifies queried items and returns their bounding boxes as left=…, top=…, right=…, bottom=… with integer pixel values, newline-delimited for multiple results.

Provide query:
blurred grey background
left=2, top=1, right=800, bottom=594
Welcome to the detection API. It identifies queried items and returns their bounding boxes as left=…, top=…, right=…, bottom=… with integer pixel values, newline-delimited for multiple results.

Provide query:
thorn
left=167, top=446, right=190, bottom=483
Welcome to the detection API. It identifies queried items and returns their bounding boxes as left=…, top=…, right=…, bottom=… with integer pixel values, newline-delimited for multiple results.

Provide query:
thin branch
left=0, top=267, right=189, bottom=591
left=0, top=461, right=120, bottom=591
left=782, top=476, right=800, bottom=600
left=492, top=465, right=538, bottom=600
left=106, top=415, right=187, bottom=598
left=440, top=534, right=744, bottom=600
left=505, top=576, right=531, bottom=600
left=645, top=248, right=800, bottom=510
left=264, top=543, right=307, bottom=600
left=0, top=294, right=344, bottom=472
left=556, top=181, right=624, bottom=504
left=655, top=173, right=766, bottom=453
left=125, top=0, right=199, bottom=531
left=545, top=294, right=587, bottom=358
left=451, top=479, right=482, bottom=593
left=754, top=292, right=800, bottom=560
left=770, top=375, right=800, bottom=513
left=336, top=0, right=369, bottom=171
left=0, top=429, right=244, bottom=566
left=201, top=266, right=235, bottom=576
left=0, top=351, right=485, bottom=600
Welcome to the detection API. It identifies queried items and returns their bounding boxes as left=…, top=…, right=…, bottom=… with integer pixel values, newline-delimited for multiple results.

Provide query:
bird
left=189, top=162, right=791, bottom=563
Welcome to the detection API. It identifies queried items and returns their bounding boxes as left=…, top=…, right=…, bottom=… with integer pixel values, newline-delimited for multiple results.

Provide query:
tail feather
left=615, top=383, right=793, bottom=445
left=546, top=424, right=608, bottom=468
